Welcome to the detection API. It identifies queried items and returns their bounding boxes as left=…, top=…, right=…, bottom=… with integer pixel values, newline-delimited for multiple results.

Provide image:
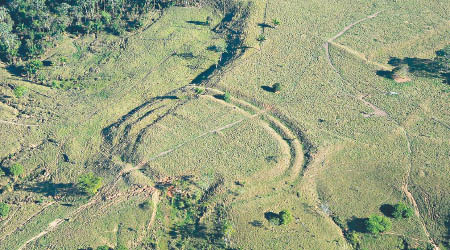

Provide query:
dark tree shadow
left=376, top=46, right=449, bottom=85
left=261, top=85, right=274, bottom=92
left=21, top=181, right=80, bottom=197
left=258, top=23, right=273, bottom=29
left=186, top=20, right=208, bottom=26
left=249, top=220, right=264, bottom=227
left=264, top=211, right=279, bottom=221
left=5, top=64, right=24, bottom=77
left=347, top=216, right=368, bottom=233
left=380, top=204, right=395, bottom=217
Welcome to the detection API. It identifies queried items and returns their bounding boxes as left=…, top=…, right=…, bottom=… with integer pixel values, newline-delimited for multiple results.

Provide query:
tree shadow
left=347, top=216, right=368, bottom=233
left=376, top=46, right=449, bottom=85
left=249, top=220, right=264, bottom=227
left=20, top=181, right=80, bottom=197
left=380, top=204, right=395, bottom=217
left=258, top=23, right=273, bottom=29
left=5, top=64, right=24, bottom=77
left=264, top=211, right=279, bottom=221
left=261, top=85, right=274, bottom=92
left=186, top=20, right=208, bottom=26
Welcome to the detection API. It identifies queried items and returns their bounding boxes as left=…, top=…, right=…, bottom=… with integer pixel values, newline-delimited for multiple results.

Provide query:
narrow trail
left=17, top=219, right=63, bottom=250
left=323, top=11, right=439, bottom=250
left=147, top=190, right=160, bottom=230
left=0, top=119, right=40, bottom=127
left=398, top=126, right=439, bottom=250
left=328, top=41, right=392, bottom=70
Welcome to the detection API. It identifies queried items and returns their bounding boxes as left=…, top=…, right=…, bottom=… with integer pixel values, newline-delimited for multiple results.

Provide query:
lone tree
left=279, top=209, right=293, bottom=225
left=366, top=215, right=392, bottom=234
left=272, top=19, right=280, bottom=27
left=13, top=85, right=27, bottom=98
left=272, top=83, right=281, bottom=93
left=392, top=64, right=411, bottom=82
left=9, top=163, right=24, bottom=179
left=0, top=202, right=10, bottom=217
left=78, top=173, right=103, bottom=195
left=392, top=202, right=413, bottom=219
left=24, top=59, right=43, bottom=79
left=223, top=92, right=231, bottom=103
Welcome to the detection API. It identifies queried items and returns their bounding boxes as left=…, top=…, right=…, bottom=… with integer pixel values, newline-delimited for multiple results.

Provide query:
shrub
left=366, top=215, right=392, bottom=234
left=0, top=202, right=10, bottom=217
left=0, top=169, right=5, bottom=177
left=346, top=231, right=360, bottom=247
left=9, top=163, right=24, bottom=178
left=14, top=85, right=27, bottom=98
left=223, top=92, right=231, bottom=103
left=272, top=82, right=281, bottom=93
left=24, top=59, right=43, bottom=76
left=78, top=173, right=103, bottom=195
left=392, top=202, right=413, bottom=219
left=272, top=19, right=280, bottom=26
left=256, top=34, right=266, bottom=42
left=279, top=209, right=293, bottom=225
left=194, top=87, right=204, bottom=95
left=393, top=64, right=410, bottom=79
left=96, top=245, right=110, bottom=250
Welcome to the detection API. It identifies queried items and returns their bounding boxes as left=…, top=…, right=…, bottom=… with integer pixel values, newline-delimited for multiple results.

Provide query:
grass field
left=0, top=0, right=448, bottom=249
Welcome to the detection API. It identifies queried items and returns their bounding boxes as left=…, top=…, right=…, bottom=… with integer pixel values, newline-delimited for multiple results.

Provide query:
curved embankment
left=15, top=85, right=305, bottom=249
left=323, top=11, right=439, bottom=249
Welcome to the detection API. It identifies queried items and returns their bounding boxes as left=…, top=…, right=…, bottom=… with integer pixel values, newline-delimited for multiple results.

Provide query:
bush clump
left=366, top=215, right=392, bottom=234
left=13, top=85, right=27, bottom=98
left=78, top=173, right=103, bottom=195
left=0, top=202, right=10, bottom=217
left=223, top=92, right=231, bottom=103
left=9, top=163, right=24, bottom=179
left=392, top=202, right=414, bottom=219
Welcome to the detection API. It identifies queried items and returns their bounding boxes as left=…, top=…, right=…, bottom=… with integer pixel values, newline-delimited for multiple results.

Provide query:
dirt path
left=0, top=119, right=40, bottom=127
left=17, top=218, right=63, bottom=250
left=398, top=126, right=439, bottom=250
left=147, top=190, right=160, bottom=231
left=323, top=11, right=439, bottom=249
left=328, top=41, right=392, bottom=70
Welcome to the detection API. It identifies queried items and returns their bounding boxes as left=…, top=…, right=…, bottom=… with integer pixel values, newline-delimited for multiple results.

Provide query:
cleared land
left=0, top=1, right=449, bottom=250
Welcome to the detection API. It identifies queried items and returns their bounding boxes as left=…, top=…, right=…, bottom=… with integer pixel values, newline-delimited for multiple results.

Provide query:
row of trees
left=0, top=0, right=189, bottom=63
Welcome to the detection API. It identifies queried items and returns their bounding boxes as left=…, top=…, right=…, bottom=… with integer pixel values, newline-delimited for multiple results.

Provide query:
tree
left=9, top=163, right=24, bottom=179
left=256, top=34, right=266, bottom=42
left=272, top=18, right=280, bottom=27
left=24, top=60, right=43, bottom=79
left=78, top=173, right=103, bottom=195
left=14, top=85, right=28, bottom=98
left=279, top=209, right=293, bottom=225
left=392, top=64, right=410, bottom=81
left=392, top=202, right=413, bottom=219
left=223, top=92, right=231, bottom=103
left=272, top=82, right=281, bottom=93
left=366, top=215, right=392, bottom=234
left=0, top=202, right=10, bottom=217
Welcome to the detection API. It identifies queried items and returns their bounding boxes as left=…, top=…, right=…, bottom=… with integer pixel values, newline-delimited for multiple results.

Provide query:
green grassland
left=0, top=0, right=449, bottom=249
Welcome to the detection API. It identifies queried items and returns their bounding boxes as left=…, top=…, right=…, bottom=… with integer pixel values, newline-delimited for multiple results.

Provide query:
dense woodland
left=0, top=0, right=212, bottom=63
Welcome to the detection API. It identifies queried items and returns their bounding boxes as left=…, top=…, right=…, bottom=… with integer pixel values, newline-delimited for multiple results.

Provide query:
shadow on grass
left=376, top=46, right=449, bottom=85
left=261, top=85, right=274, bottom=92
left=249, top=220, right=264, bottom=227
left=21, top=181, right=80, bottom=197
left=347, top=216, right=368, bottom=233
left=380, top=204, right=395, bottom=218
left=186, top=20, right=208, bottom=26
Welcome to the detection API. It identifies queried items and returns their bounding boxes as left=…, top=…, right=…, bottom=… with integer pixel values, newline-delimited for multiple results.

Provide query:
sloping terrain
left=0, top=0, right=449, bottom=250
